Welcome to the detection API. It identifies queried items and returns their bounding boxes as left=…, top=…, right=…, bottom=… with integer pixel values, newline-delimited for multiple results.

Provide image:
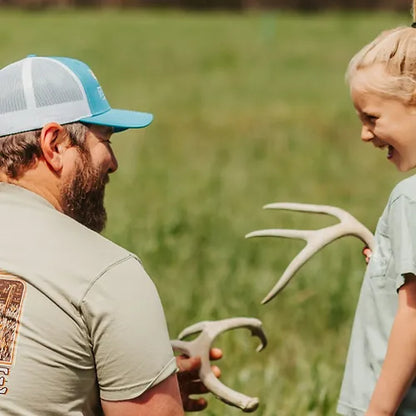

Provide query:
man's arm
left=101, top=374, right=184, bottom=416
left=366, top=274, right=416, bottom=416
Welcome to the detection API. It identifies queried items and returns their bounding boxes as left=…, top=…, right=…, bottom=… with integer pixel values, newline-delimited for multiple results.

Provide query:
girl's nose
left=361, top=124, right=374, bottom=142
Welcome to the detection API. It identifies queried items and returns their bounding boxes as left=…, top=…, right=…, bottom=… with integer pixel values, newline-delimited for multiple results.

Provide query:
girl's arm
left=366, top=274, right=416, bottom=416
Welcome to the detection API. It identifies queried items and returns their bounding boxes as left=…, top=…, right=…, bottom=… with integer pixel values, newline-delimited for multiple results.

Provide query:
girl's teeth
left=387, top=145, right=393, bottom=159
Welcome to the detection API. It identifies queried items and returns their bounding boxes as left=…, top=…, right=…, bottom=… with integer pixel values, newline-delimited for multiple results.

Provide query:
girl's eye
left=365, top=114, right=378, bottom=123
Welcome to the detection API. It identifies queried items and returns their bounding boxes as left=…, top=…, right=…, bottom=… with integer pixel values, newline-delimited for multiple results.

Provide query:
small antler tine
left=245, top=228, right=313, bottom=240
left=264, top=201, right=342, bottom=215
left=261, top=241, right=322, bottom=304
left=208, top=318, right=268, bottom=352
left=240, top=318, right=268, bottom=352
left=201, top=372, right=260, bottom=412
left=201, top=317, right=260, bottom=337
left=246, top=228, right=322, bottom=303
left=171, top=339, right=193, bottom=357
left=264, top=202, right=340, bottom=214
left=248, top=324, right=268, bottom=352
left=177, top=321, right=209, bottom=339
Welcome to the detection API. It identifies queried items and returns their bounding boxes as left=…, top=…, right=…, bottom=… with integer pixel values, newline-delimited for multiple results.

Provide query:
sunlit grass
left=0, top=7, right=409, bottom=414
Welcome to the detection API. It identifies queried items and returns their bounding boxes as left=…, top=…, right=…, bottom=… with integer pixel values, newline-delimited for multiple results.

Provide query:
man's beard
left=60, top=151, right=109, bottom=233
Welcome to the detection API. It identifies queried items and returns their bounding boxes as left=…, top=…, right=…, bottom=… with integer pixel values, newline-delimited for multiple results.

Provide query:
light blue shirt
left=337, top=174, right=416, bottom=416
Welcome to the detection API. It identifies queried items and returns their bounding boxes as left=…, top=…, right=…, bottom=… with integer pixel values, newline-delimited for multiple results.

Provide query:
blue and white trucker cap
left=0, top=55, right=153, bottom=137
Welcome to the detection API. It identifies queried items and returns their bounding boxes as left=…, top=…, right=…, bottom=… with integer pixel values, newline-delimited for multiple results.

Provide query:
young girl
left=337, top=4, right=416, bottom=416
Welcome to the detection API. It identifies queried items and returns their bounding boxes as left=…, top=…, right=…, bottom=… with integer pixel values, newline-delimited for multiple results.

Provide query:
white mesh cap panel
left=0, top=61, right=26, bottom=114
left=32, top=59, right=84, bottom=107
left=0, top=57, right=92, bottom=136
left=0, top=55, right=152, bottom=137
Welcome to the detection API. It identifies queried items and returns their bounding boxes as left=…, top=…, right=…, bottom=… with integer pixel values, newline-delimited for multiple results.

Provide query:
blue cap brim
left=79, top=108, right=153, bottom=133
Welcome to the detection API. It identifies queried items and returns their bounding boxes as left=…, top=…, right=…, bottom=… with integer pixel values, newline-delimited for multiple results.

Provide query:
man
left=0, top=55, right=214, bottom=415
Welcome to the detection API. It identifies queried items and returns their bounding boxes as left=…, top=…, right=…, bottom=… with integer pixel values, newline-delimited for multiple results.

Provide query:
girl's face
left=350, top=65, right=416, bottom=172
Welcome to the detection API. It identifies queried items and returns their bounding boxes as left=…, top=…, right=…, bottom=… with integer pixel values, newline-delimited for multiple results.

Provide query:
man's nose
left=108, top=150, right=118, bottom=173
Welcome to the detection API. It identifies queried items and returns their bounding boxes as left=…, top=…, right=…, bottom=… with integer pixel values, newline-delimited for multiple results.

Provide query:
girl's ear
left=39, top=123, right=71, bottom=172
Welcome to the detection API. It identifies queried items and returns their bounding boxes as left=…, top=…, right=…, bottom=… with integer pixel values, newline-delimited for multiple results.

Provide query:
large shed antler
left=171, top=317, right=267, bottom=412
left=246, top=203, right=374, bottom=304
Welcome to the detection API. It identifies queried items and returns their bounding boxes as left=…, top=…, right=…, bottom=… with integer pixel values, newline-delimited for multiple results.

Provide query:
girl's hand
left=362, top=246, right=372, bottom=264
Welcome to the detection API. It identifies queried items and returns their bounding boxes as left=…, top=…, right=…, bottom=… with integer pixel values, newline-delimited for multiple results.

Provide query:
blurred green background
left=0, top=7, right=410, bottom=415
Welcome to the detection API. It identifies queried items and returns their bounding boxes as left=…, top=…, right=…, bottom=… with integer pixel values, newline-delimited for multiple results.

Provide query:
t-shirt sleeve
left=389, top=195, right=416, bottom=288
left=80, top=255, right=177, bottom=401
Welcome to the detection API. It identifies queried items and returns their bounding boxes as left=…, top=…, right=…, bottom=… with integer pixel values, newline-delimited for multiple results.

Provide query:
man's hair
left=0, top=122, right=89, bottom=179
left=346, top=25, right=416, bottom=103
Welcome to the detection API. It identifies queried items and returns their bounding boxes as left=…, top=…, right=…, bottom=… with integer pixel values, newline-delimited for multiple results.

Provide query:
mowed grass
left=0, top=8, right=410, bottom=415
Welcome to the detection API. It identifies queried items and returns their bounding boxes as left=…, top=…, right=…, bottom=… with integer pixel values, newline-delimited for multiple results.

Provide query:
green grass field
left=0, top=7, right=411, bottom=414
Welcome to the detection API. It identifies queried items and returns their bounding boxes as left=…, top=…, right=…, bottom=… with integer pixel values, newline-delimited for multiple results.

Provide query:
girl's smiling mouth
left=387, top=145, right=394, bottom=159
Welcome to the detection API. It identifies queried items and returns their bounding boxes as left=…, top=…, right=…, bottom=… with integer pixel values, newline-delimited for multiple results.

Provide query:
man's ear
left=39, top=123, right=71, bottom=172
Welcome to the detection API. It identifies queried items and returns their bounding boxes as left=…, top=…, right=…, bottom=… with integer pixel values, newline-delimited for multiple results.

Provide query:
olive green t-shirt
left=0, top=183, right=177, bottom=415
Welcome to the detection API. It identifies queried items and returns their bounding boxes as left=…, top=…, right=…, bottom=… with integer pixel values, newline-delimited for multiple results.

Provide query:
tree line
left=0, top=0, right=410, bottom=10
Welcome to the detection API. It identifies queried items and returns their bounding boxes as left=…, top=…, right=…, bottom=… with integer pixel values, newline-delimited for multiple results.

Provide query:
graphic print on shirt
left=0, top=275, right=26, bottom=366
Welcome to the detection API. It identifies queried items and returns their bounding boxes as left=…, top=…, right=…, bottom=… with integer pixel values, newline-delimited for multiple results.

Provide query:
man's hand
left=176, top=348, right=222, bottom=412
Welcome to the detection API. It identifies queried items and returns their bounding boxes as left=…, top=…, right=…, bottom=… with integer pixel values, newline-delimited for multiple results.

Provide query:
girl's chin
left=394, top=160, right=414, bottom=172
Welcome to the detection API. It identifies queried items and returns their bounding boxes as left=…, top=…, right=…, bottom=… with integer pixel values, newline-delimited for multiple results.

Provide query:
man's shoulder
left=44, top=208, right=137, bottom=275
left=0, top=182, right=137, bottom=278
left=64, top=218, right=134, bottom=264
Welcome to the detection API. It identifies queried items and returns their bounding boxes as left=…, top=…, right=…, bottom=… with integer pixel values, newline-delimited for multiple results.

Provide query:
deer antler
left=171, top=317, right=267, bottom=412
left=246, top=203, right=374, bottom=304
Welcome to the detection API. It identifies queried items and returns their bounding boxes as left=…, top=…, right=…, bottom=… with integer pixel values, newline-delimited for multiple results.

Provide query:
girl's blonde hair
left=346, top=1, right=416, bottom=103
